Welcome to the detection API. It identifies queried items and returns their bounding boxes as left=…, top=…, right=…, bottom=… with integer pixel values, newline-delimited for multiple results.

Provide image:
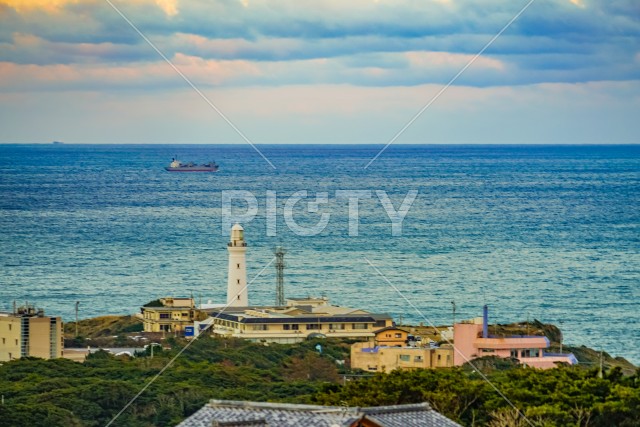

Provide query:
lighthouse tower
left=227, top=223, right=248, bottom=306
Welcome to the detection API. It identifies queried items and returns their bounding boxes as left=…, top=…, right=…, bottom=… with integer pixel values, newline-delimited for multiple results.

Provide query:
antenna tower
left=274, top=246, right=286, bottom=306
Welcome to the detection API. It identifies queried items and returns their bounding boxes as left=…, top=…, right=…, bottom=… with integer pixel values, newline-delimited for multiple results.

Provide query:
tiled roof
left=363, top=403, right=462, bottom=427
left=176, top=400, right=462, bottom=427
left=373, top=326, right=409, bottom=334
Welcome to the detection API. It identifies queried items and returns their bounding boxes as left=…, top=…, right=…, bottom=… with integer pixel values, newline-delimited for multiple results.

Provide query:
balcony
left=475, top=335, right=549, bottom=350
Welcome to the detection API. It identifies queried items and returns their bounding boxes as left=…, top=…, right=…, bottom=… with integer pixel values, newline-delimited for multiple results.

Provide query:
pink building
left=453, top=306, right=577, bottom=369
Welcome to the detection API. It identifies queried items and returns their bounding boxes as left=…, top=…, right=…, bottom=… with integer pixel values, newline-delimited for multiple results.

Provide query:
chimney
left=482, top=305, right=489, bottom=338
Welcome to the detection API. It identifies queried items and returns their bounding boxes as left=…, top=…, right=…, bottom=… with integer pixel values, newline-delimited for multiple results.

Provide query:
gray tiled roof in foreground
left=176, top=400, right=462, bottom=427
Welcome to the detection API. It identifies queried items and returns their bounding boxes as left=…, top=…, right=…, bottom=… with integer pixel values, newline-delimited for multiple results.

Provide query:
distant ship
left=165, top=158, right=219, bottom=172
left=52, top=141, right=64, bottom=144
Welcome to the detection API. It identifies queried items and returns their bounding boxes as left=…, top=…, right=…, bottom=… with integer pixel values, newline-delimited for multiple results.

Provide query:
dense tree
left=315, top=364, right=640, bottom=426
left=0, top=337, right=344, bottom=427
left=0, top=338, right=638, bottom=427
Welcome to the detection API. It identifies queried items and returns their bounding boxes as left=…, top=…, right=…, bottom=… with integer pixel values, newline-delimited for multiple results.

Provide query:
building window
left=482, top=349, right=495, bottom=353
left=182, top=312, right=188, bottom=317
left=521, top=349, right=538, bottom=358
left=8, top=324, right=12, bottom=331
left=399, top=354, right=410, bottom=362
left=237, top=279, right=240, bottom=284
left=15, top=339, right=18, bottom=346
left=251, top=325, right=268, bottom=331
left=329, top=324, right=345, bottom=330
left=352, top=323, right=368, bottom=330
left=510, top=349, right=518, bottom=358
left=306, top=324, right=321, bottom=330
left=159, top=313, right=170, bottom=319
left=414, top=356, right=423, bottom=362
left=521, top=348, right=540, bottom=357
left=368, top=366, right=378, bottom=371
left=394, top=333, right=402, bottom=338
left=283, top=324, right=300, bottom=331
left=375, top=320, right=386, bottom=327
left=237, top=263, right=240, bottom=269
left=437, top=354, right=441, bottom=361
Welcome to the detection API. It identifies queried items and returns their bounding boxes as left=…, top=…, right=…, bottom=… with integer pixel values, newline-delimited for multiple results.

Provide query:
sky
left=0, top=0, right=638, bottom=144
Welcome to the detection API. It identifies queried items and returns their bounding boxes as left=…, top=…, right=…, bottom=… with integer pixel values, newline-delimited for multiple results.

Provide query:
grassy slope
left=64, top=315, right=142, bottom=339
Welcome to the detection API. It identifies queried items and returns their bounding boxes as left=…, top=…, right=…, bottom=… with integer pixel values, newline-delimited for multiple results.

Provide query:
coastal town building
left=140, top=298, right=207, bottom=333
left=373, top=326, right=410, bottom=347
left=0, top=305, right=63, bottom=361
left=177, top=400, right=462, bottom=427
left=207, top=296, right=393, bottom=344
left=351, top=341, right=454, bottom=373
left=453, top=305, right=578, bottom=369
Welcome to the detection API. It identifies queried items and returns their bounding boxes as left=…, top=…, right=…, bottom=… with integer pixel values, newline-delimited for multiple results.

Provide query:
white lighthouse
left=227, top=223, right=248, bottom=306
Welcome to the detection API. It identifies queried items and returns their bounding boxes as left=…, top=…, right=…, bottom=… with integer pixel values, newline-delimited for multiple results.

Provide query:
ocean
left=0, top=144, right=638, bottom=364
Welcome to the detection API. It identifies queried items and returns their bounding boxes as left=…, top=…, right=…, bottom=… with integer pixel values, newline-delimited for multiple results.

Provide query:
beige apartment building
left=351, top=341, right=454, bottom=373
left=140, top=297, right=208, bottom=333
left=207, top=297, right=393, bottom=344
left=0, top=305, right=63, bottom=361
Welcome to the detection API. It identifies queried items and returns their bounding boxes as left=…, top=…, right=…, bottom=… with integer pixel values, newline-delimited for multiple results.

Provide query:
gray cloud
left=0, top=0, right=638, bottom=89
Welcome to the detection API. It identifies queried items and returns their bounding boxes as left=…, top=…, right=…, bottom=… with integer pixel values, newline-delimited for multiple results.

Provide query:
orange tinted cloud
left=0, top=0, right=82, bottom=13
left=0, top=0, right=178, bottom=15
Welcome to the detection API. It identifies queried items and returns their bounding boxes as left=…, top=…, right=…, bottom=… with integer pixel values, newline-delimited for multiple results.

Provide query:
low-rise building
left=373, top=326, right=410, bottom=347
left=351, top=341, right=454, bottom=373
left=454, top=306, right=577, bottom=369
left=207, top=297, right=393, bottom=344
left=0, top=305, right=63, bottom=361
left=140, top=298, right=208, bottom=333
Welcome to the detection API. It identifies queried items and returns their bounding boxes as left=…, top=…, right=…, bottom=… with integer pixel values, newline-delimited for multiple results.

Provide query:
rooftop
left=177, top=400, right=462, bottom=427
left=205, top=299, right=392, bottom=324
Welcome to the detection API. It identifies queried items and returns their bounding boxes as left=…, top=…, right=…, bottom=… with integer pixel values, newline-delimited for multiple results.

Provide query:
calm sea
left=0, top=144, right=638, bottom=364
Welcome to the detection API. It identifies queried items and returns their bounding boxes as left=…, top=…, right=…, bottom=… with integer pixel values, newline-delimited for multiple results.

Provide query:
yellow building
left=373, top=326, right=410, bottom=347
left=351, top=342, right=454, bottom=373
left=0, top=306, right=63, bottom=361
left=140, top=298, right=208, bottom=333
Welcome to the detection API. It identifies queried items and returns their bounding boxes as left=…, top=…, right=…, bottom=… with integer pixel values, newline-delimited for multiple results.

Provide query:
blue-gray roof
left=212, top=312, right=378, bottom=324
left=176, top=400, right=462, bottom=427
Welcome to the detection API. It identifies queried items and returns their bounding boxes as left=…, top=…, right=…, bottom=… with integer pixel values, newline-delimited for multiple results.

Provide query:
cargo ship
left=165, top=158, right=219, bottom=172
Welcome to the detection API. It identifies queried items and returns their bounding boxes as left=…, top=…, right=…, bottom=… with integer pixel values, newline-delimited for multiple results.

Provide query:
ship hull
left=165, top=167, right=219, bottom=172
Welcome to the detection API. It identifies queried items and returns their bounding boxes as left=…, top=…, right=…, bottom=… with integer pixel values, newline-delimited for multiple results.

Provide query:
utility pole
left=598, top=350, right=604, bottom=379
left=75, top=301, right=80, bottom=337
left=274, top=246, right=286, bottom=306
left=451, top=301, right=456, bottom=326
left=559, top=319, right=564, bottom=355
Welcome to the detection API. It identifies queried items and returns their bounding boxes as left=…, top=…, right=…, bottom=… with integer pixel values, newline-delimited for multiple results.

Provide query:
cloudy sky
left=0, top=0, right=638, bottom=144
